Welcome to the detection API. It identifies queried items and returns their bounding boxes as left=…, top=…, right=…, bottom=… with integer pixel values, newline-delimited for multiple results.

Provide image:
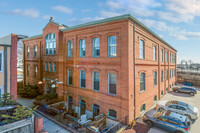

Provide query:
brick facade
left=23, top=14, right=177, bottom=124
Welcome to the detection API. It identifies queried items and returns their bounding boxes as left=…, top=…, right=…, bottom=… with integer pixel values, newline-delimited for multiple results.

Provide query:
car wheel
left=146, top=120, right=153, bottom=128
left=190, top=92, right=194, bottom=96
left=174, top=90, right=178, bottom=93
left=184, top=114, right=192, bottom=121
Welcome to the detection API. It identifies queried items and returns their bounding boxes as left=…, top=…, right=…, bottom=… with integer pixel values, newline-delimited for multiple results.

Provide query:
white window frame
left=0, top=51, right=4, bottom=73
left=139, top=40, right=145, bottom=59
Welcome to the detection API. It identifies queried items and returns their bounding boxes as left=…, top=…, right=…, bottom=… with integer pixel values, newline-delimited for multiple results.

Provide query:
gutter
left=133, top=22, right=136, bottom=119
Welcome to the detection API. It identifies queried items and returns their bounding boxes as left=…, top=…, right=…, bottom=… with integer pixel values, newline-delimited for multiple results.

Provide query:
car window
left=156, top=116, right=168, bottom=122
left=168, top=105, right=177, bottom=109
left=177, top=106, right=186, bottom=111
left=167, top=118, right=181, bottom=125
left=181, top=87, right=186, bottom=90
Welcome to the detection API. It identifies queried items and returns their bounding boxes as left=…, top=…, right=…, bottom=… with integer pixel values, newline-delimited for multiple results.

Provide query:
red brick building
left=23, top=14, right=177, bottom=124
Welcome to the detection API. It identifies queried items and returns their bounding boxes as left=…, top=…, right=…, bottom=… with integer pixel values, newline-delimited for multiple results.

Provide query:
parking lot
left=136, top=84, right=200, bottom=133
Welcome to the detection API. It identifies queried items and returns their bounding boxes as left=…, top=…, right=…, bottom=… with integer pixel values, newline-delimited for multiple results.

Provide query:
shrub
left=18, top=84, right=39, bottom=98
left=34, top=93, right=58, bottom=106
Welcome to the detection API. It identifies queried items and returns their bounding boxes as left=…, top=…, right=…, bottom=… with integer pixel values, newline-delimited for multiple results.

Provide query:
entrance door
left=93, top=104, right=100, bottom=119
left=80, top=100, right=86, bottom=115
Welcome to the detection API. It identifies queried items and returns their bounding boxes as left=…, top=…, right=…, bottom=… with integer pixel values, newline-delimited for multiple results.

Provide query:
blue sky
left=0, top=0, right=200, bottom=63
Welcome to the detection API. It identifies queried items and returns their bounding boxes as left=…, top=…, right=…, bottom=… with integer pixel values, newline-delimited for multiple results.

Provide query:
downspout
left=133, top=22, right=136, bottom=119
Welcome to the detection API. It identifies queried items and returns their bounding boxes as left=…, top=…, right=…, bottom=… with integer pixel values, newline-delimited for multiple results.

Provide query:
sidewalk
left=17, top=96, right=70, bottom=133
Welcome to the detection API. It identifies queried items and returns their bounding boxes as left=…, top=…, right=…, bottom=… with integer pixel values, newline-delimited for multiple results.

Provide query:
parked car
left=173, top=86, right=197, bottom=95
left=143, top=108, right=191, bottom=133
left=157, top=100, right=199, bottom=121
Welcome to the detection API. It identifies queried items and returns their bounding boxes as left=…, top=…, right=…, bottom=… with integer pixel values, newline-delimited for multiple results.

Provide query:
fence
left=105, top=116, right=127, bottom=133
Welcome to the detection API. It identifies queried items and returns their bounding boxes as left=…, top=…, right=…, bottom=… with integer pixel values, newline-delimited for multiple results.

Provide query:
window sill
left=108, top=93, right=117, bottom=96
left=80, top=87, right=86, bottom=89
left=108, top=116, right=117, bottom=120
left=93, top=89, right=100, bottom=92
left=140, top=90, right=145, bottom=94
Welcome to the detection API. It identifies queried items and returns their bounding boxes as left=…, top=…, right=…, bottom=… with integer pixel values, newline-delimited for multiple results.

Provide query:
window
left=0, top=51, right=3, bottom=72
left=93, top=38, right=100, bottom=57
left=170, top=69, right=171, bottom=78
left=108, top=36, right=117, bottom=57
left=80, top=70, right=86, bottom=88
left=34, top=45, right=37, bottom=58
left=93, top=72, right=99, bottom=91
left=166, top=51, right=168, bottom=62
left=27, top=65, right=29, bottom=76
left=161, top=70, right=163, bottom=82
left=80, top=100, right=86, bottom=115
left=45, top=33, right=56, bottom=55
left=140, top=73, right=145, bottom=92
left=154, top=95, right=157, bottom=102
left=35, top=66, right=38, bottom=78
left=53, top=63, right=56, bottom=72
left=93, top=104, right=100, bottom=118
left=0, top=87, right=2, bottom=97
left=108, top=109, right=116, bottom=119
left=161, top=49, right=163, bottom=62
left=45, top=63, right=48, bottom=71
left=27, top=46, right=29, bottom=57
left=166, top=70, right=168, bottom=80
left=68, top=41, right=73, bottom=57
left=153, top=46, right=157, bottom=61
left=49, top=63, right=51, bottom=72
left=170, top=53, right=171, bottom=63
left=68, top=69, right=73, bottom=85
left=80, top=39, right=85, bottom=57
left=154, top=71, right=157, bottom=85
left=108, top=73, right=117, bottom=95
left=139, top=40, right=145, bottom=59
left=161, top=90, right=164, bottom=96
left=140, top=104, right=146, bottom=112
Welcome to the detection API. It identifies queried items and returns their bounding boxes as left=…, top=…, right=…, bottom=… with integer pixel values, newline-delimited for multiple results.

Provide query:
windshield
left=178, top=101, right=194, bottom=111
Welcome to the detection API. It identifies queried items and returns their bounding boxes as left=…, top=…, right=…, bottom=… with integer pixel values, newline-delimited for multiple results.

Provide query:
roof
left=23, top=34, right=42, bottom=41
left=23, top=14, right=176, bottom=51
left=43, top=20, right=68, bottom=30
left=0, top=35, right=11, bottom=45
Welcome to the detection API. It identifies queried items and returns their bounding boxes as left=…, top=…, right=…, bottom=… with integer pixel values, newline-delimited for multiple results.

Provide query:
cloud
left=43, top=15, right=51, bottom=20
left=68, top=16, right=104, bottom=24
left=99, top=11, right=122, bottom=18
left=101, top=0, right=162, bottom=17
left=139, top=18, right=200, bottom=40
left=157, top=11, right=194, bottom=23
left=157, top=0, right=200, bottom=23
left=52, top=6, right=73, bottom=14
left=5, top=8, right=39, bottom=18
left=170, top=30, right=200, bottom=40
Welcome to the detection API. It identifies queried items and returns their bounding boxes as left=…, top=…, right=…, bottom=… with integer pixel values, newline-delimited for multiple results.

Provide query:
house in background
left=0, top=34, right=27, bottom=99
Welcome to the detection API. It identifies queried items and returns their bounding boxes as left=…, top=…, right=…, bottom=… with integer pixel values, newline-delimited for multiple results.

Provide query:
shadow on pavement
left=133, top=123, right=150, bottom=133
left=167, top=91, right=194, bottom=97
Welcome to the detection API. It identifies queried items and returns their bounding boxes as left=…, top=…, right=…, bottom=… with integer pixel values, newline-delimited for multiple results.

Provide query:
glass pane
left=109, top=73, right=116, bottom=94
left=109, top=109, right=116, bottom=118
left=108, top=36, right=117, bottom=57
left=93, top=72, right=99, bottom=90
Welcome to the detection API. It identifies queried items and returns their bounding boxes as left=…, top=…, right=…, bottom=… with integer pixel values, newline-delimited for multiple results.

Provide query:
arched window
left=108, top=109, right=117, bottom=119
left=154, top=95, right=157, bottom=102
left=108, top=36, right=117, bottom=57
left=140, top=104, right=146, bottom=112
left=35, top=65, right=38, bottom=78
left=139, top=40, right=145, bottom=59
left=140, top=73, right=145, bottom=92
left=27, top=46, right=30, bottom=57
left=153, top=46, right=156, bottom=61
left=154, top=71, right=157, bottom=85
left=34, top=45, right=37, bottom=58
left=80, top=39, right=85, bottom=57
left=93, top=38, right=100, bottom=57
left=45, top=33, right=56, bottom=55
